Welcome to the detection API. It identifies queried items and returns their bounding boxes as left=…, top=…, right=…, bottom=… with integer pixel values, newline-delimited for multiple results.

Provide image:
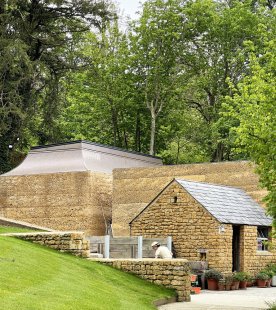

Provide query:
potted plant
left=224, top=274, right=233, bottom=291
left=205, top=269, right=223, bottom=290
left=232, top=272, right=240, bottom=290
left=264, top=269, right=274, bottom=287
left=256, top=272, right=269, bottom=288
left=270, top=265, right=276, bottom=287
left=218, top=279, right=225, bottom=291
left=266, top=264, right=276, bottom=287
left=233, top=272, right=249, bottom=289
left=246, top=275, right=255, bottom=287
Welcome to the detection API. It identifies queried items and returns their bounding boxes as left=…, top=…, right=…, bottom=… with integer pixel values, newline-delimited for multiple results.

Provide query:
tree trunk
left=135, top=112, right=141, bottom=152
left=150, top=114, right=156, bottom=156
left=211, top=142, right=224, bottom=162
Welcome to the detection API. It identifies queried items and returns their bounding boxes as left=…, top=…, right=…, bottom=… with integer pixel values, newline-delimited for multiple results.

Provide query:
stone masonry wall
left=130, top=181, right=233, bottom=273
left=98, top=258, right=191, bottom=302
left=240, top=226, right=276, bottom=274
left=0, top=171, right=112, bottom=236
left=4, top=231, right=90, bottom=258
left=113, top=161, right=266, bottom=236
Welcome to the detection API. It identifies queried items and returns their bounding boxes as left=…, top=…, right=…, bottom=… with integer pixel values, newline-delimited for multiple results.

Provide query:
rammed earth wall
left=0, top=171, right=112, bottom=235
left=113, top=161, right=266, bottom=236
left=4, top=231, right=90, bottom=257
left=97, top=258, right=191, bottom=302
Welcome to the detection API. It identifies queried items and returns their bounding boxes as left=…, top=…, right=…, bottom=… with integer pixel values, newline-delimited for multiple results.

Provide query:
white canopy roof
left=3, top=141, right=162, bottom=176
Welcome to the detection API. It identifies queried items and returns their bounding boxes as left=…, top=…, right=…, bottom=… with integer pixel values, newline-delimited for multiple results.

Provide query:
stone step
left=89, top=253, right=103, bottom=259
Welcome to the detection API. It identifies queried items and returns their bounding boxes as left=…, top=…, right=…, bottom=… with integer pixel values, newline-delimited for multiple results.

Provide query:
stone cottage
left=112, top=161, right=267, bottom=236
left=130, top=179, right=276, bottom=274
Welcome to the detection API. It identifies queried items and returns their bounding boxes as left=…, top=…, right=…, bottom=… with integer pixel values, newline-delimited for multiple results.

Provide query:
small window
left=257, top=227, right=270, bottom=251
left=170, top=196, right=180, bottom=203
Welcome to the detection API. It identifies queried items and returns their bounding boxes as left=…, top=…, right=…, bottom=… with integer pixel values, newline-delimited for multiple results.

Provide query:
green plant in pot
left=205, top=269, right=223, bottom=290
left=268, top=264, right=276, bottom=287
left=256, top=272, right=269, bottom=288
left=232, top=272, right=240, bottom=290
left=233, top=272, right=249, bottom=289
left=264, top=269, right=274, bottom=287
left=224, top=274, right=233, bottom=290
left=218, top=278, right=226, bottom=291
left=246, top=275, right=255, bottom=287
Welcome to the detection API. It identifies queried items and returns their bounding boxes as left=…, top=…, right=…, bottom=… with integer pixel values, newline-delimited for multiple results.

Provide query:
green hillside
left=0, top=225, right=43, bottom=234
left=0, top=236, right=175, bottom=310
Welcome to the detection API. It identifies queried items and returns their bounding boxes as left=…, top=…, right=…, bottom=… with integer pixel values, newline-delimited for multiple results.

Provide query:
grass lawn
left=0, top=236, right=175, bottom=310
left=0, top=225, right=43, bottom=234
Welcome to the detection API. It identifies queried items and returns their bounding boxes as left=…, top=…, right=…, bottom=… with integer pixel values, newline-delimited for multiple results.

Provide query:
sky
left=116, top=0, right=146, bottom=19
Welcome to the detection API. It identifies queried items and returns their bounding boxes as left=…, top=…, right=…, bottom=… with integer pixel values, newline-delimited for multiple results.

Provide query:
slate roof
left=175, top=179, right=272, bottom=226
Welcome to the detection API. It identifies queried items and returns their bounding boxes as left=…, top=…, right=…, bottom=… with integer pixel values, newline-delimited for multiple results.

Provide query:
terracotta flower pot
left=232, top=280, right=240, bottom=290
left=239, top=281, right=247, bottom=289
left=218, top=283, right=225, bottom=291
left=257, top=279, right=267, bottom=288
left=207, top=278, right=218, bottom=290
left=246, top=281, right=252, bottom=287
left=225, top=284, right=231, bottom=290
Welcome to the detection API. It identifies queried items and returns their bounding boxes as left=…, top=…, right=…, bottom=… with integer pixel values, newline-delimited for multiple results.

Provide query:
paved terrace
left=159, top=287, right=276, bottom=309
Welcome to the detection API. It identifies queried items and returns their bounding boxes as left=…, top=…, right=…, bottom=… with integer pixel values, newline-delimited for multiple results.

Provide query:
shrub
left=205, top=269, right=223, bottom=281
left=256, top=272, right=269, bottom=280
left=232, top=271, right=249, bottom=282
left=224, top=274, right=233, bottom=285
left=266, top=264, right=276, bottom=275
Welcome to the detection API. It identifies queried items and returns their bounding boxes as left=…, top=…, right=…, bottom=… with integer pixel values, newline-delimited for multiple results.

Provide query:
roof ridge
left=175, top=178, right=244, bottom=191
left=31, top=140, right=161, bottom=160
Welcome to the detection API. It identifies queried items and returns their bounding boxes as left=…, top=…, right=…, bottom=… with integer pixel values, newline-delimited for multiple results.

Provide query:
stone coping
left=89, top=258, right=188, bottom=263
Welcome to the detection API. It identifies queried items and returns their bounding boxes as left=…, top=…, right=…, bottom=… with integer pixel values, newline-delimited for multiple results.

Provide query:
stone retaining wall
left=96, top=258, right=191, bottom=302
left=4, top=231, right=90, bottom=258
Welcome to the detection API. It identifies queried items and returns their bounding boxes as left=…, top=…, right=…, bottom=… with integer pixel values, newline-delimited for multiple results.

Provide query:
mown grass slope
left=0, top=236, right=175, bottom=310
left=0, top=225, right=43, bottom=234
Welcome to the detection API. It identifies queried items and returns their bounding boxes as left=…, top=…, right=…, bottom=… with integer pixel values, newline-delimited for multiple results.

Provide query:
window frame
left=257, top=226, right=270, bottom=251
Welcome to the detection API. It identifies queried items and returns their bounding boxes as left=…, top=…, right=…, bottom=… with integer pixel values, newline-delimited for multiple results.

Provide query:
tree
left=175, top=0, right=270, bottom=161
left=225, top=36, right=276, bottom=226
left=129, top=0, right=182, bottom=155
left=60, top=19, right=136, bottom=149
left=0, top=0, right=112, bottom=173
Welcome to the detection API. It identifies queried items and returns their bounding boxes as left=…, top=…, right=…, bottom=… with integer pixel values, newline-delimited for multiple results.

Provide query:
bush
left=224, top=274, right=233, bottom=285
left=205, top=269, right=223, bottom=281
left=232, top=271, right=249, bottom=282
left=256, top=272, right=269, bottom=280
left=266, top=264, right=276, bottom=275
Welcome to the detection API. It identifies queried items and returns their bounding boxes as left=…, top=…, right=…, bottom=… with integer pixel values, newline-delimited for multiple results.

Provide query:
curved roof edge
left=31, top=140, right=162, bottom=160
left=2, top=140, right=163, bottom=176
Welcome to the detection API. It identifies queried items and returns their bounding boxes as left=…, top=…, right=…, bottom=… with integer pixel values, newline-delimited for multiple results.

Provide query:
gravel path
left=159, top=287, right=276, bottom=310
